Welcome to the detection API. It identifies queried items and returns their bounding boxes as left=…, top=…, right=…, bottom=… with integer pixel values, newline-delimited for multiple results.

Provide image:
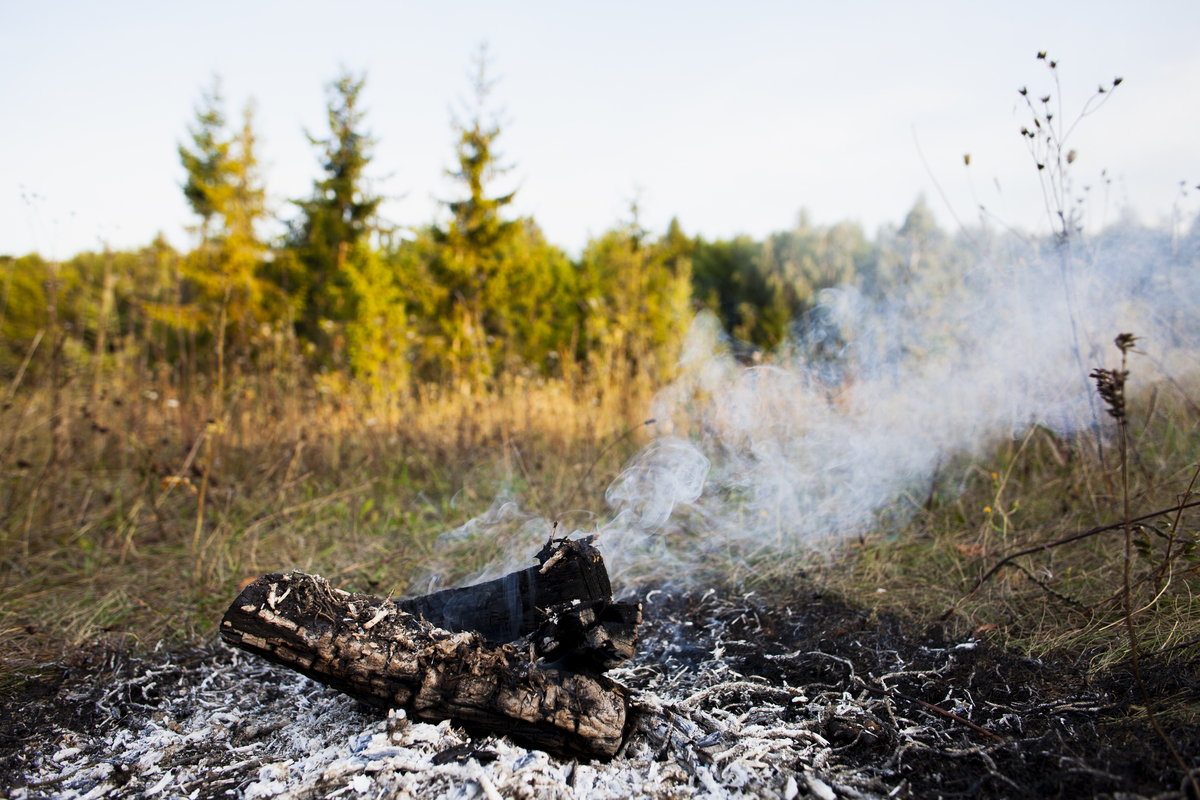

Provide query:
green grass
left=780, top=380, right=1200, bottom=671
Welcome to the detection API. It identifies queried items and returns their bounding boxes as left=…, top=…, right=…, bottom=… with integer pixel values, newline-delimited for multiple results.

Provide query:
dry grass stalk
left=1092, top=334, right=1199, bottom=797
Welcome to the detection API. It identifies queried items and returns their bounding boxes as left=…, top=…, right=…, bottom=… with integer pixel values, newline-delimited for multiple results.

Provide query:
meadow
left=2, top=305, right=1198, bottom=687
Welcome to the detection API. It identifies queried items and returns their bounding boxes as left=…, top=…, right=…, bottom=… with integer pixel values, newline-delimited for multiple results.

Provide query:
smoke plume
left=438, top=223, right=1200, bottom=590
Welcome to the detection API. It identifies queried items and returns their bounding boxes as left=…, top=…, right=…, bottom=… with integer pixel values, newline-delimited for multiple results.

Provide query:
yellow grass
left=2, top=345, right=1199, bottom=681
left=0, top=354, right=657, bottom=662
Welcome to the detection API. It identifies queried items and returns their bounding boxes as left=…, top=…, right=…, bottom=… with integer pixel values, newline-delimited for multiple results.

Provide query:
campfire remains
left=7, top=586, right=1195, bottom=797
left=219, top=537, right=641, bottom=758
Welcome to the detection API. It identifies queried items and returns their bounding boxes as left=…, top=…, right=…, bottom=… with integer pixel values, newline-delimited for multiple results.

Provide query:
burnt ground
left=636, top=587, right=1200, bottom=799
left=1, top=585, right=1198, bottom=799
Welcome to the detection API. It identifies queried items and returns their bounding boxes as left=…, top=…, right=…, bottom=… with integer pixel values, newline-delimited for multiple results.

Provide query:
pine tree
left=287, top=70, right=384, bottom=352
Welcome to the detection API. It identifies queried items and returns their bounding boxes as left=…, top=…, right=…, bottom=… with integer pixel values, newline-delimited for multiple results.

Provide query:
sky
left=3, top=0, right=1198, bottom=259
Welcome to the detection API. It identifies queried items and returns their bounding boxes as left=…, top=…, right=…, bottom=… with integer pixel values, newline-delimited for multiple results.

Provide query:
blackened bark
left=392, top=538, right=612, bottom=641
left=219, top=539, right=640, bottom=759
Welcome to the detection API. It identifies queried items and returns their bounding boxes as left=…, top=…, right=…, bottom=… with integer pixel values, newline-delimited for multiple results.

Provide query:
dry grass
left=3, top=342, right=1199, bottom=685
left=780, top=379, right=1200, bottom=672
left=0, top=352, right=657, bottom=663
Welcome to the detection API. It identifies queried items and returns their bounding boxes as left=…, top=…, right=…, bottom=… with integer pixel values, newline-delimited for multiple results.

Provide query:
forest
left=0, top=67, right=977, bottom=404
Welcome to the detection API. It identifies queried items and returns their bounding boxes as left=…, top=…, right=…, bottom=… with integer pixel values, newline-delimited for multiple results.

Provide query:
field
left=6, top=19, right=1200, bottom=795
left=3, top=337, right=1199, bottom=676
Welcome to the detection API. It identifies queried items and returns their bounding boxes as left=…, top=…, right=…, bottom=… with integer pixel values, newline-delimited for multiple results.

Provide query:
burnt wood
left=219, top=539, right=640, bottom=758
left=392, top=538, right=612, bottom=641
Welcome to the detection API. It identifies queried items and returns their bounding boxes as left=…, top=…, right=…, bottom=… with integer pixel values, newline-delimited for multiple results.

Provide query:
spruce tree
left=176, top=80, right=271, bottom=395
left=179, top=80, right=230, bottom=242
left=288, top=70, right=383, bottom=351
left=429, top=46, right=521, bottom=386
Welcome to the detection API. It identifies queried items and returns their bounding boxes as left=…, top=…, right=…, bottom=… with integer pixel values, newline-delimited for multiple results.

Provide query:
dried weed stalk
left=1094, top=333, right=1197, bottom=797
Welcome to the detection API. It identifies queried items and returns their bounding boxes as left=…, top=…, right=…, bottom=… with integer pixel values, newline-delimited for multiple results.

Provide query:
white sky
left=3, top=0, right=1198, bottom=259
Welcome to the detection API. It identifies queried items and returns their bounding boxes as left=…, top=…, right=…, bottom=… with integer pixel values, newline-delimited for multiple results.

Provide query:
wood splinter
left=220, top=538, right=641, bottom=758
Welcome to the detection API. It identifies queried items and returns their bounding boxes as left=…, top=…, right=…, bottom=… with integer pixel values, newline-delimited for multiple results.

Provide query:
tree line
left=0, top=62, right=973, bottom=402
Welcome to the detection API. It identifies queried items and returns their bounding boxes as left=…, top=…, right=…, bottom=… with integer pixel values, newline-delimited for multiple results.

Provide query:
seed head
left=1093, top=333, right=1139, bottom=421
left=1114, top=332, right=1138, bottom=354
left=1091, top=367, right=1127, bottom=421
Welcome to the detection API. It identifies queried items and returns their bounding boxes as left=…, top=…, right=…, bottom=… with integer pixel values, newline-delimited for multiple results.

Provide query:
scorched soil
left=1, top=586, right=1198, bottom=799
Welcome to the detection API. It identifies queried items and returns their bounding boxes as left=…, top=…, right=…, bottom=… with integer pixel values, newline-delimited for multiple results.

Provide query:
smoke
left=605, top=438, right=710, bottom=532
left=432, top=223, right=1200, bottom=591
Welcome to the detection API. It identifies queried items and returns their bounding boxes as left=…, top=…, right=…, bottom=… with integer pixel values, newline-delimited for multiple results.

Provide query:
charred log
left=393, top=538, right=613, bottom=642
left=219, top=539, right=640, bottom=759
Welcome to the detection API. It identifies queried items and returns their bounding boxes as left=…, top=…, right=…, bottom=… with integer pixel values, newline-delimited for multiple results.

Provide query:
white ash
left=8, top=592, right=1030, bottom=800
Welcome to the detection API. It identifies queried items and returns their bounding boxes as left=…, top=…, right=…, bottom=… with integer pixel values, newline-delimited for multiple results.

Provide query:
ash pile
left=5, top=571, right=1198, bottom=797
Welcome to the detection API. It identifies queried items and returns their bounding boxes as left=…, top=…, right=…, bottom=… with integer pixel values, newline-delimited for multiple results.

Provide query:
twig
left=6, top=329, right=44, bottom=402
left=1083, top=464, right=1200, bottom=613
left=968, top=499, right=1200, bottom=594
left=910, top=128, right=983, bottom=255
left=913, top=698, right=1004, bottom=741
left=157, top=429, right=208, bottom=508
left=861, top=682, right=1003, bottom=741
left=1010, top=563, right=1088, bottom=611
left=1157, top=463, right=1200, bottom=591
left=192, top=421, right=221, bottom=553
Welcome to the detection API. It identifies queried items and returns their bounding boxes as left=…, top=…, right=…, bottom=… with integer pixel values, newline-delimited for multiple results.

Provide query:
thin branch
left=910, top=127, right=984, bottom=255
left=559, top=419, right=655, bottom=514
left=913, top=698, right=1004, bottom=741
left=968, top=499, right=1200, bottom=594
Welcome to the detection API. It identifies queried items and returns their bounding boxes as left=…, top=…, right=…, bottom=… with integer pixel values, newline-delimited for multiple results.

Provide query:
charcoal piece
left=534, top=600, right=642, bottom=670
